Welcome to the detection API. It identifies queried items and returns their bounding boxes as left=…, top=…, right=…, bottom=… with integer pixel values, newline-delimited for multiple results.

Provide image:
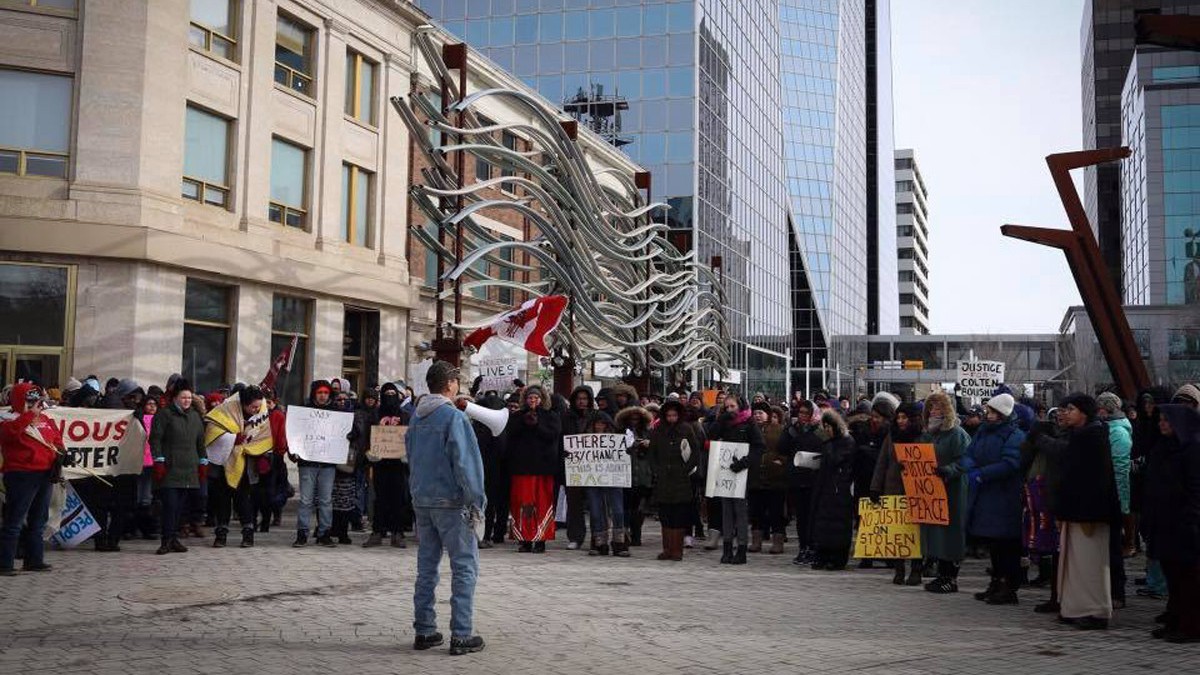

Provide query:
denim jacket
left=406, top=398, right=486, bottom=511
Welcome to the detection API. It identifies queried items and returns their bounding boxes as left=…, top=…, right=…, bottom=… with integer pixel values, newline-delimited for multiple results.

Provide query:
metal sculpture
left=392, top=27, right=729, bottom=377
left=1001, top=149, right=1150, bottom=399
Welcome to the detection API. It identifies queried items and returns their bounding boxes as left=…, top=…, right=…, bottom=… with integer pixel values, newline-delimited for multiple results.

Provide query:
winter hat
left=871, top=391, right=900, bottom=419
left=116, top=378, right=143, bottom=400
left=1173, top=383, right=1200, bottom=408
left=1059, top=392, right=1098, bottom=420
left=84, top=377, right=101, bottom=393
left=660, top=399, right=686, bottom=418
left=985, top=393, right=1015, bottom=418
left=751, top=401, right=771, bottom=415
left=63, top=377, right=82, bottom=395
left=1097, top=392, right=1124, bottom=416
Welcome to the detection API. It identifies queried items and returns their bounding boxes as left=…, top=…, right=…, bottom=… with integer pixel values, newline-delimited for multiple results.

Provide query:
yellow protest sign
left=853, top=496, right=922, bottom=559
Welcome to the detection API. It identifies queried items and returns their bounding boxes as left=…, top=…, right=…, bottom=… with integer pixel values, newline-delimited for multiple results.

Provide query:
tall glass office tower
left=418, top=0, right=894, bottom=396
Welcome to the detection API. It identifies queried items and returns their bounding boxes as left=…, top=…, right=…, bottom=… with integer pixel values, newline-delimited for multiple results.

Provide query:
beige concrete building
left=0, top=0, right=640, bottom=402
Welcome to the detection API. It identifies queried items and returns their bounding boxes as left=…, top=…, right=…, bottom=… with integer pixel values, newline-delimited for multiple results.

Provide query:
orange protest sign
left=701, top=389, right=719, bottom=408
left=895, top=443, right=950, bottom=525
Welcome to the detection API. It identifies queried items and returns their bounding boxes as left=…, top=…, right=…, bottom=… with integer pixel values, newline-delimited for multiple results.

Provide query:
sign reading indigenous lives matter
left=368, top=425, right=407, bottom=461
left=895, top=443, right=950, bottom=525
left=46, top=408, right=145, bottom=477
left=563, top=433, right=632, bottom=488
left=476, top=357, right=519, bottom=394
left=956, top=360, right=1005, bottom=400
left=285, top=406, right=354, bottom=464
left=853, top=496, right=922, bottom=559
left=705, top=441, right=749, bottom=499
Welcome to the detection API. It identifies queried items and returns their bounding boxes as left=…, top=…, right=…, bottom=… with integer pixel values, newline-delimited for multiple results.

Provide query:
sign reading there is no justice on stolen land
left=563, top=433, right=632, bottom=488
left=854, top=496, right=922, bottom=559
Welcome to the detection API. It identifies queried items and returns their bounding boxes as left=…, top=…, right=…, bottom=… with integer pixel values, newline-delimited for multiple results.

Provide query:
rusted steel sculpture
left=1001, top=149, right=1150, bottom=398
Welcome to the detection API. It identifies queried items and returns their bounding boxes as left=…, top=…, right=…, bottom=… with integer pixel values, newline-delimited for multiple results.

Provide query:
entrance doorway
left=342, top=307, right=379, bottom=396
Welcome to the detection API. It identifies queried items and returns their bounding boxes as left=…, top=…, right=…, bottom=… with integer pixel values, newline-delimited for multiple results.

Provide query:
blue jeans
left=0, top=470, right=53, bottom=570
left=297, top=465, right=334, bottom=536
left=413, top=506, right=479, bottom=639
left=587, top=487, right=625, bottom=540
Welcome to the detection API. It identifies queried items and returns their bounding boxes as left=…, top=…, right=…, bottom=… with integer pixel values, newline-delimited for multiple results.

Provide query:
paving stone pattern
left=0, top=519, right=1192, bottom=675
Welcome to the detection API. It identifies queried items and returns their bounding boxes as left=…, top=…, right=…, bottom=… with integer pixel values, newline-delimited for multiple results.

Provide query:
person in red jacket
left=1, top=382, right=66, bottom=575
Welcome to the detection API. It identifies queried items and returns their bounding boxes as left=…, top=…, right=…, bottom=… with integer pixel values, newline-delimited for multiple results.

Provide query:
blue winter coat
left=962, top=418, right=1026, bottom=539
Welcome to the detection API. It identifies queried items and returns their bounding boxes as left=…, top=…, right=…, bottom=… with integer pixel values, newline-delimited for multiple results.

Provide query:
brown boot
left=657, top=525, right=673, bottom=561
left=768, top=533, right=784, bottom=555
left=748, top=530, right=763, bottom=553
left=670, top=528, right=685, bottom=561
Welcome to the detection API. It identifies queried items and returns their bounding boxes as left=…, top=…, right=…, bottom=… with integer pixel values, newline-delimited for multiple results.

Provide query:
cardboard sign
left=853, top=496, right=922, bottom=559
left=563, top=433, right=632, bottom=488
left=369, top=425, right=407, bottom=461
left=956, top=360, right=1005, bottom=400
left=46, top=408, right=146, bottom=477
left=895, top=443, right=950, bottom=525
left=285, top=406, right=353, bottom=464
left=49, top=483, right=101, bottom=549
left=704, top=441, right=749, bottom=499
left=477, top=357, right=519, bottom=394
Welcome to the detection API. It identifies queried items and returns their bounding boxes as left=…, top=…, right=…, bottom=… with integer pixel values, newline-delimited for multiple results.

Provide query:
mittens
left=153, top=461, right=167, bottom=483
left=197, top=463, right=209, bottom=483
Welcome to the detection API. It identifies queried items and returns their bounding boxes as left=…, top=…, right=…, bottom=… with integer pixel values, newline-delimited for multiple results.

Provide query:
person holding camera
left=1, top=383, right=67, bottom=576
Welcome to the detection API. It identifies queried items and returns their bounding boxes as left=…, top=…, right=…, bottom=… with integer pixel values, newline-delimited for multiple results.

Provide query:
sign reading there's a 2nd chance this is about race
left=564, top=433, right=632, bottom=488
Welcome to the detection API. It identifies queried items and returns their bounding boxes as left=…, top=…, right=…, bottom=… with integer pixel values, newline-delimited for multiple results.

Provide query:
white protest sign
left=285, top=406, right=354, bottom=464
left=563, top=433, right=632, bottom=488
left=956, top=360, right=1005, bottom=400
left=477, top=357, right=519, bottom=393
left=705, top=440, right=749, bottom=499
left=409, top=359, right=433, bottom=397
left=49, top=483, right=101, bottom=549
left=206, top=432, right=235, bottom=466
left=46, top=408, right=146, bottom=477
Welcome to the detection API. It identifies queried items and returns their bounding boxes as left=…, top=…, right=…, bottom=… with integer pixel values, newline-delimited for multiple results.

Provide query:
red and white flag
left=260, top=335, right=299, bottom=390
left=464, top=295, right=568, bottom=357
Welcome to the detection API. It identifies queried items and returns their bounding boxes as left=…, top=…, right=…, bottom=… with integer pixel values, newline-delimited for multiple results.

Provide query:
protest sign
left=409, top=359, right=433, bottom=397
left=368, top=425, right=407, bottom=461
left=563, top=433, right=632, bottom=487
left=49, top=483, right=101, bottom=549
left=853, top=496, right=922, bottom=559
left=704, top=441, right=749, bottom=499
left=477, top=357, right=519, bottom=394
left=285, top=406, right=353, bottom=464
left=895, top=443, right=950, bottom=525
left=46, top=408, right=145, bottom=478
left=956, top=360, right=1005, bottom=400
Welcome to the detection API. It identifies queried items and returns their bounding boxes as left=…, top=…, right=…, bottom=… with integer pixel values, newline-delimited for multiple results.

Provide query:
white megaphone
left=462, top=400, right=509, bottom=437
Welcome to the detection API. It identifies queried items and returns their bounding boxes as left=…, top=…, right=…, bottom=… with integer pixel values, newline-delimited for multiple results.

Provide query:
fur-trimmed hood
left=611, top=383, right=640, bottom=408
left=923, top=391, right=960, bottom=432
left=615, top=405, right=652, bottom=431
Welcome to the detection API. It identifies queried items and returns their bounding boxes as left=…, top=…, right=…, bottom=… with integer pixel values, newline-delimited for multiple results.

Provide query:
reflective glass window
left=643, top=4, right=667, bottom=33
left=564, top=11, right=587, bottom=40
left=539, top=12, right=562, bottom=41
left=515, top=13, right=537, bottom=43
left=590, top=8, right=614, bottom=38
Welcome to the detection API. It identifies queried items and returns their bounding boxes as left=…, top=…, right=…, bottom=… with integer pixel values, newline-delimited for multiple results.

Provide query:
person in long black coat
left=810, top=409, right=858, bottom=570
left=1143, top=403, right=1200, bottom=642
left=505, top=385, right=562, bottom=553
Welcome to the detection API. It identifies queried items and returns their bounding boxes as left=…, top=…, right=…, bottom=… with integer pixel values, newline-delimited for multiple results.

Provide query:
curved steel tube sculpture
left=394, top=27, right=728, bottom=375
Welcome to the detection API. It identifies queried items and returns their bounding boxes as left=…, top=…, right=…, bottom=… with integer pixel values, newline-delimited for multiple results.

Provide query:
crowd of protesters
left=2, top=371, right=1199, bottom=643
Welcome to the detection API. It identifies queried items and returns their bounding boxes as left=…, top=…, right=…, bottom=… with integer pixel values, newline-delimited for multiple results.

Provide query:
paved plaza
left=0, top=517, right=1192, bottom=675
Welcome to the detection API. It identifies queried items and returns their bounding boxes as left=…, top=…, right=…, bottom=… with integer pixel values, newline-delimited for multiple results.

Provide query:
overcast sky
left=891, top=0, right=1087, bottom=334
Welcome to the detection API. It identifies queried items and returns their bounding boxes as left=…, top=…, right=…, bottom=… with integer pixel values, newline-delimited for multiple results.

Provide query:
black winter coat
left=506, top=406, right=562, bottom=476
left=810, top=434, right=857, bottom=549
left=1055, top=420, right=1121, bottom=523
left=785, top=423, right=824, bottom=489
left=1142, top=405, right=1200, bottom=562
left=649, top=421, right=701, bottom=505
